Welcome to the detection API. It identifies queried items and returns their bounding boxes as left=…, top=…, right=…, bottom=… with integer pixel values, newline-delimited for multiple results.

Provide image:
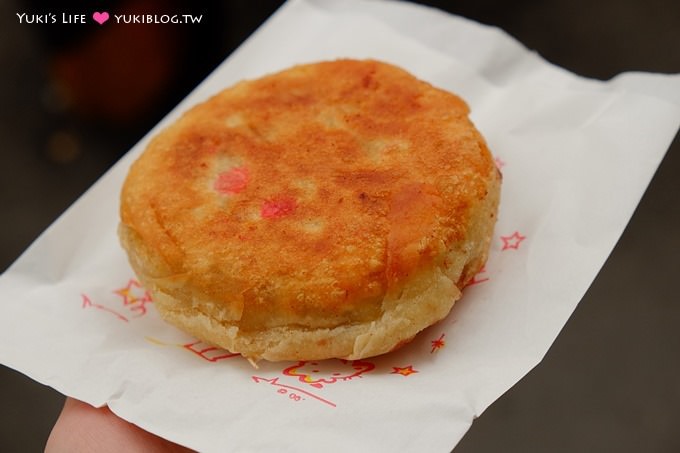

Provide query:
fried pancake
left=119, top=59, right=501, bottom=361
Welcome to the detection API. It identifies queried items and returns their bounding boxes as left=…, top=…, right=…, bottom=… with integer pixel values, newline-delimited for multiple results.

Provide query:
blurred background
left=0, top=0, right=678, bottom=451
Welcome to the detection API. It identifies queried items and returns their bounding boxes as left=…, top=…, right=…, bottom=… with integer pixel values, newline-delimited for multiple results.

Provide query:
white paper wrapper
left=1, top=0, right=679, bottom=451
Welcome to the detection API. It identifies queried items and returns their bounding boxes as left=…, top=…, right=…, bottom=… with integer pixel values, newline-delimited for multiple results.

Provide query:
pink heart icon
left=92, top=11, right=109, bottom=25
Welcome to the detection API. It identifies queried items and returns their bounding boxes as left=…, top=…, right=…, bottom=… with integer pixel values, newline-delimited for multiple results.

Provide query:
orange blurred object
left=50, top=0, right=181, bottom=123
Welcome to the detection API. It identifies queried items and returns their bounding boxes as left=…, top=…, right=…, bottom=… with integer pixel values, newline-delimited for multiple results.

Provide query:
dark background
left=1, top=0, right=678, bottom=451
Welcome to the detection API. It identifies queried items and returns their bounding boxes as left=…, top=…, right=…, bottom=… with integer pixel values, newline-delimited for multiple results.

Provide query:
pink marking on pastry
left=261, top=197, right=297, bottom=219
left=214, top=167, right=249, bottom=194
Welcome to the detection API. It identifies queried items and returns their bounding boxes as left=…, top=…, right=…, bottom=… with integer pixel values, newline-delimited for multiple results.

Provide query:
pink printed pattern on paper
left=81, top=278, right=153, bottom=322
left=467, top=266, right=489, bottom=286
left=81, top=294, right=128, bottom=322
left=500, top=231, right=526, bottom=251
left=391, top=365, right=418, bottom=377
left=430, top=333, right=446, bottom=353
left=283, top=359, right=375, bottom=389
left=113, top=278, right=153, bottom=316
left=183, top=340, right=240, bottom=362
left=144, top=336, right=241, bottom=363
left=252, top=376, right=336, bottom=408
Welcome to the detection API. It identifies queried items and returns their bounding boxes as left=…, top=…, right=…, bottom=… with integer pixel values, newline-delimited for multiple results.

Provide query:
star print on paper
left=391, top=365, right=418, bottom=377
left=430, top=333, right=446, bottom=353
left=113, top=278, right=153, bottom=315
left=500, top=231, right=526, bottom=251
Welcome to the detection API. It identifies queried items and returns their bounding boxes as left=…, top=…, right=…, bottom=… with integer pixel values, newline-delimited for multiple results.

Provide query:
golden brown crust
left=119, top=59, right=500, bottom=361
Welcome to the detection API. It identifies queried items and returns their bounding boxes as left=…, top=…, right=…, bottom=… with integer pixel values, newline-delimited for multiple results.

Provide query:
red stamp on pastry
left=261, top=196, right=297, bottom=219
left=214, top=167, right=249, bottom=195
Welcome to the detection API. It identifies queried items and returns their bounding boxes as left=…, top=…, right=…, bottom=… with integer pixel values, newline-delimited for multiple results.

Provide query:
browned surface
left=120, top=59, right=497, bottom=331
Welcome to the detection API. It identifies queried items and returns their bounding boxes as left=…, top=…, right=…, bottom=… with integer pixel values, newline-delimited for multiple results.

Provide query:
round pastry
left=119, top=59, right=501, bottom=362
